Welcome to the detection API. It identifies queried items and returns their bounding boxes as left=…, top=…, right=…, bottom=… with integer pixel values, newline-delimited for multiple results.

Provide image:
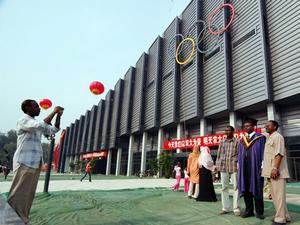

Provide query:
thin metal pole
left=43, top=136, right=55, bottom=193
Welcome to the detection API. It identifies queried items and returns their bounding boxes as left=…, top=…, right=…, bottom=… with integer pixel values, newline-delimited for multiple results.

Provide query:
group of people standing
left=172, top=118, right=291, bottom=225
left=172, top=146, right=217, bottom=203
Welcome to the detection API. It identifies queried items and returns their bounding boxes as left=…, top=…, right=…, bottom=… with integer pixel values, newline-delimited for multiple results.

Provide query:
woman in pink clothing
left=172, top=162, right=182, bottom=191
left=184, top=167, right=190, bottom=193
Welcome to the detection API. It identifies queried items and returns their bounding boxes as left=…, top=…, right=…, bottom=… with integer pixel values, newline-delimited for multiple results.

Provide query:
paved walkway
left=1, top=178, right=300, bottom=206
left=0, top=178, right=174, bottom=193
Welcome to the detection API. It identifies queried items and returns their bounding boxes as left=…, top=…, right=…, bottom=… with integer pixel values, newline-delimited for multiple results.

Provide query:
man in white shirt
left=7, top=99, right=63, bottom=225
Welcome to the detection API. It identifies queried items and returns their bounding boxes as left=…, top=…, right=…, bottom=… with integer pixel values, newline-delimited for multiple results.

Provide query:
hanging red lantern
left=89, top=81, right=105, bottom=95
left=39, top=99, right=52, bottom=110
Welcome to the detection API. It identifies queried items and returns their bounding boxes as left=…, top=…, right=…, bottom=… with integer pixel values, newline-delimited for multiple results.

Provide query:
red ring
left=208, top=3, right=235, bottom=35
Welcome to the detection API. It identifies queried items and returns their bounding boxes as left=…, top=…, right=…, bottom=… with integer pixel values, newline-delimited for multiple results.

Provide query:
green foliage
left=147, top=152, right=173, bottom=178
left=0, top=130, right=17, bottom=168
left=0, top=130, right=51, bottom=169
left=69, top=161, right=75, bottom=172
left=158, top=152, right=173, bottom=178
left=148, top=158, right=159, bottom=175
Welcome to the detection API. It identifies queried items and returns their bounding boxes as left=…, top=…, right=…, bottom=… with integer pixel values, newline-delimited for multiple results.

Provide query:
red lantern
left=39, top=99, right=52, bottom=110
left=89, top=81, right=105, bottom=95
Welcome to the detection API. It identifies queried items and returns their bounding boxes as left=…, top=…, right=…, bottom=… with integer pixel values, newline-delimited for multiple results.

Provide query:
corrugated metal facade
left=231, top=0, right=269, bottom=110
left=161, top=18, right=180, bottom=127
left=145, top=37, right=162, bottom=130
left=80, top=110, right=91, bottom=153
left=203, top=0, right=228, bottom=116
left=165, top=128, right=177, bottom=140
left=266, top=0, right=300, bottom=100
left=93, top=100, right=105, bottom=152
left=180, top=0, right=200, bottom=121
left=186, top=124, right=200, bottom=137
left=128, top=135, right=143, bottom=155
left=212, top=118, right=229, bottom=134
left=120, top=67, right=135, bottom=136
left=146, top=132, right=158, bottom=151
left=281, top=106, right=300, bottom=137
left=101, top=90, right=114, bottom=150
left=59, top=0, right=300, bottom=179
left=246, top=111, right=268, bottom=130
left=58, top=129, right=67, bottom=172
left=86, top=105, right=98, bottom=152
left=109, top=80, right=124, bottom=149
left=131, top=135, right=141, bottom=153
left=131, top=53, right=147, bottom=133
left=66, top=123, right=74, bottom=156
left=70, top=119, right=79, bottom=155
left=75, top=115, right=84, bottom=155
left=62, top=126, right=70, bottom=157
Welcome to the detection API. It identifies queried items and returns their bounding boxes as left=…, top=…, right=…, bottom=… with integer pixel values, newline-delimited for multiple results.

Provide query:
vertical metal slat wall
left=109, top=79, right=124, bottom=149
left=86, top=105, right=98, bottom=152
left=131, top=53, right=148, bottom=134
left=93, top=100, right=105, bottom=151
left=101, top=90, right=114, bottom=150
left=120, top=67, right=135, bottom=136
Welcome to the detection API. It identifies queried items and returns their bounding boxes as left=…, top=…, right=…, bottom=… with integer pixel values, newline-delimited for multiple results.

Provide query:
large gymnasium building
left=58, top=0, right=300, bottom=180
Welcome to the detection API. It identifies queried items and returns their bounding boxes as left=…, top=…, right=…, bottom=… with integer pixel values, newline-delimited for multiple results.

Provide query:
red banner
left=81, top=151, right=108, bottom=159
left=163, top=128, right=262, bottom=150
left=54, top=130, right=65, bottom=171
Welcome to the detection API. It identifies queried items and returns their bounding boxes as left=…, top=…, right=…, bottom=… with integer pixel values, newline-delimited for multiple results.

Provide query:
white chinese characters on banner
left=163, top=128, right=262, bottom=150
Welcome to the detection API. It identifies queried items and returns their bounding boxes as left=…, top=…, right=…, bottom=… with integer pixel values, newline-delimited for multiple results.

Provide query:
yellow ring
left=175, top=37, right=196, bottom=65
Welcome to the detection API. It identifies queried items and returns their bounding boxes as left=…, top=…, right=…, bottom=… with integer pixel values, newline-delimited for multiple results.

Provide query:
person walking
left=262, top=120, right=291, bottom=225
left=7, top=100, right=63, bottom=225
left=80, top=161, right=92, bottom=182
left=171, top=162, right=182, bottom=191
left=216, top=126, right=240, bottom=216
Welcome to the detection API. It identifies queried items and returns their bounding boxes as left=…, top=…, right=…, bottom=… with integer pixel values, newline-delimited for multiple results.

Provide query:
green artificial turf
left=28, top=189, right=300, bottom=225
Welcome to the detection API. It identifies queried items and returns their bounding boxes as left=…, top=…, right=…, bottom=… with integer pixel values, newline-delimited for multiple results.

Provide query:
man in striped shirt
left=216, top=126, right=240, bottom=216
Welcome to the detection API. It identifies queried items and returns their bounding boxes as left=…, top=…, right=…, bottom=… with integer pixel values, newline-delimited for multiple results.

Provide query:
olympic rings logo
left=168, top=3, right=235, bottom=65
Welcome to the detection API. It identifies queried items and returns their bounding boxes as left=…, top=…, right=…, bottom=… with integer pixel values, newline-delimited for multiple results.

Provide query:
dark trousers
left=244, top=190, right=264, bottom=216
left=80, top=172, right=91, bottom=182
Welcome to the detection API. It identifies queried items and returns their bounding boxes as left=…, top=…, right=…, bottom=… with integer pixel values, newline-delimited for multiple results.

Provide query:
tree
left=0, top=130, right=17, bottom=169
left=148, top=152, right=174, bottom=178
left=7, top=130, right=17, bottom=143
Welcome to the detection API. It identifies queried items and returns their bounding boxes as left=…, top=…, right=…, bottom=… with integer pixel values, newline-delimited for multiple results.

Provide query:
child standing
left=172, top=162, right=182, bottom=191
left=184, top=168, right=190, bottom=193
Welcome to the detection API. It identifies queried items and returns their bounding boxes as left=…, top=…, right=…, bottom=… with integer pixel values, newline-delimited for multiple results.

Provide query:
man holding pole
left=7, top=99, right=63, bottom=225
